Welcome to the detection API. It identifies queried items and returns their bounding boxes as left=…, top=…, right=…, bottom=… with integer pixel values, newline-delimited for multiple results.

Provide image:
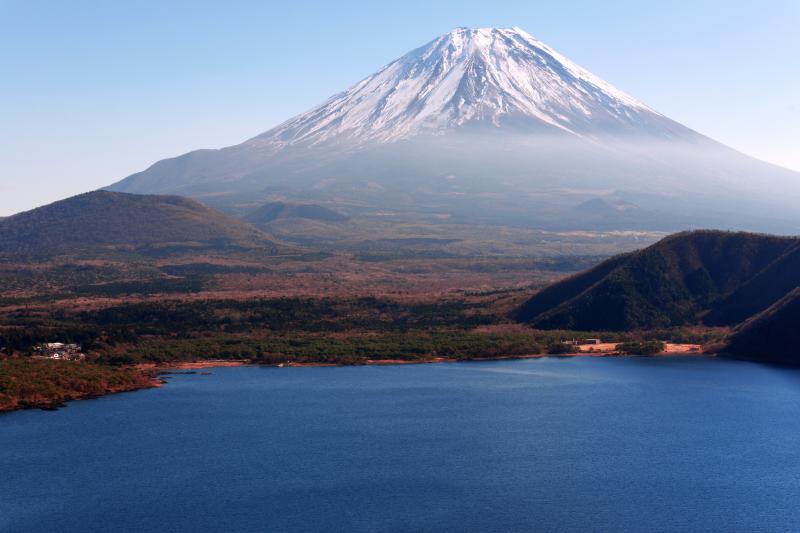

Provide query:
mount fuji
left=109, top=27, right=800, bottom=232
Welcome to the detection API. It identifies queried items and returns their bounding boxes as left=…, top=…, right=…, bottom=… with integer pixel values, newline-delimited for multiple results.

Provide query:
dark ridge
left=243, top=202, right=347, bottom=224
left=0, top=190, right=281, bottom=256
left=512, top=252, right=632, bottom=322
left=706, top=242, right=800, bottom=325
left=515, top=230, right=800, bottom=331
left=724, top=287, right=800, bottom=364
left=572, top=198, right=640, bottom=215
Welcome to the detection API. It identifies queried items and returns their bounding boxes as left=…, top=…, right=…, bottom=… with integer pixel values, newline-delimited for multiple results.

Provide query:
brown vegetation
left=0, top=359, right=159, bottom=412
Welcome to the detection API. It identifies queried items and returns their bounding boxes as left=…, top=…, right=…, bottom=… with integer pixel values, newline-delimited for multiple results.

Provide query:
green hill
left=705, top=243, right=800, bottom=326
left=724, top=288, right=800, bottom=364
left=0, top=191, right=283, bottom=256
left=514, top=231, right=800, bottom=331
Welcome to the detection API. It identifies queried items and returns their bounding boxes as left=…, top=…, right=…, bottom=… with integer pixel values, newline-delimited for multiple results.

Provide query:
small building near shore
left=33, top=342, right=85, bottom=361
left=562, top=339, right=603, bottom=346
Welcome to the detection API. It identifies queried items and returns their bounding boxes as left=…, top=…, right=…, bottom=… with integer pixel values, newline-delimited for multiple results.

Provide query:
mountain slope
left=705, top=242, right=800, bottom=326
left=514, top=231, right=800, bottom=330
left=724, top=288, right=800, bottom=364
left=243, top=202, right=347, bottom=225
left=0, top=191, right=282, bottom=256
left=108, top=27, right=800, bottom=231
left=254, top=27, right=677, bottom=146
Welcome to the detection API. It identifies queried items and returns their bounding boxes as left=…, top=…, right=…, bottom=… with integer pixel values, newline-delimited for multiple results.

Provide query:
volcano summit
left=109, top=27, right=800, bottom=232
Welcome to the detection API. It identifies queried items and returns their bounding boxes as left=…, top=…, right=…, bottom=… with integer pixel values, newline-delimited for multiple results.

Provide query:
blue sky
left=1, top=0, right=798, bottom=215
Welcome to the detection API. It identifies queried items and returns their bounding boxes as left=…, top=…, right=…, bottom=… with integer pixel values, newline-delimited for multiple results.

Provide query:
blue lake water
left=3, top=356, right=800, bottom=532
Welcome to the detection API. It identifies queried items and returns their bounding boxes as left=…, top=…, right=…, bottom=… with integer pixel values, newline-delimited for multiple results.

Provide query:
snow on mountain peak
left=256, top=27, right=664, bottom=150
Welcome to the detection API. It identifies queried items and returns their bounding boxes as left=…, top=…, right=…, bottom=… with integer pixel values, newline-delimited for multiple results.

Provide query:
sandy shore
left=576, top=343, right=703, bottom=356
left=661, top=343, right=704, bottom=355
left=136, top=360, right=250, bottom=371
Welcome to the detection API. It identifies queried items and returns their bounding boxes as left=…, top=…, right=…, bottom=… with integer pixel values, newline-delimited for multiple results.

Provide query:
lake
left=3, top=356, right=800, bottom=532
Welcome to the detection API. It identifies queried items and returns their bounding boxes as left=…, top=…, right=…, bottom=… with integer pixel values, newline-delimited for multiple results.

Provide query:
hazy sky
left=1, top=0, right=798, bottom=216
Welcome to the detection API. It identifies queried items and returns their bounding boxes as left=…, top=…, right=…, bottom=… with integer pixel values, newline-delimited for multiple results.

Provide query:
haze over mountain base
left=3, top=28, right=800, bottom=412
left=108, top=27, right=800, bottom=234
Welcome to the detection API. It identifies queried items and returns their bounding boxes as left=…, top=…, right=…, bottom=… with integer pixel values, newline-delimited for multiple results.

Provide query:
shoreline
left=149, top=344, right=708, bottom=370
left=0, top=382, right=163, bottom=414
left=3, top=347, right=708, bottom=414
left=0, top=365, right=162, bottom=414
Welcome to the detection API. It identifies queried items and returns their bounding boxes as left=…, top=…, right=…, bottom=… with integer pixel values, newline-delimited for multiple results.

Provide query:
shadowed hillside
left=705, top=243, right=800, bottom=326
left=515, top=231, right=800, bottom=331
left=0, top=191, right=283, bottom=256
left=243, top=202, right=347, bottom=225
left=724, top=288, right=800, bottom=364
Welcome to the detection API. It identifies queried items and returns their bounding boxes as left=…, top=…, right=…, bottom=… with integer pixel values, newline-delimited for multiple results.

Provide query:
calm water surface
left=3, top=356, right=800, bottom=532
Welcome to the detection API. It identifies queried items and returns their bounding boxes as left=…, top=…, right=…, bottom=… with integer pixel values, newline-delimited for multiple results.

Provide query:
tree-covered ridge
left=0, top=190, right=283, bottom=256
left=724, top=288, right=800, bottom=365
left=515, top=231, right=800, bottom=331
left=0, top=359, right=156, bottom=412
left=704, top=242, right=800, bottom=326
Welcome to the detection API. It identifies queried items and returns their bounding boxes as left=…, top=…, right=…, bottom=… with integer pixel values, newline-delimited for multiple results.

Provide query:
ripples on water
left=3, top=356, right=800, bottom=532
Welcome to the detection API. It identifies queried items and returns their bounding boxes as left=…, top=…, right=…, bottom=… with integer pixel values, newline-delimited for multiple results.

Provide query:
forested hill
left=243, top=202, right=347, bottom=225
left=0, top=191, right=284, bottom=256
left=514, top=231, right=800, bottom=331
left=724, top=288, right=800, bottom=365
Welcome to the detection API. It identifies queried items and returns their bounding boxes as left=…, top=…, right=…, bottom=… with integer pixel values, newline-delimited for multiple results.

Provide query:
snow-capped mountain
left=109, top=27, right=800, bottom=232
left=257, top=27, right=680, bottom=149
